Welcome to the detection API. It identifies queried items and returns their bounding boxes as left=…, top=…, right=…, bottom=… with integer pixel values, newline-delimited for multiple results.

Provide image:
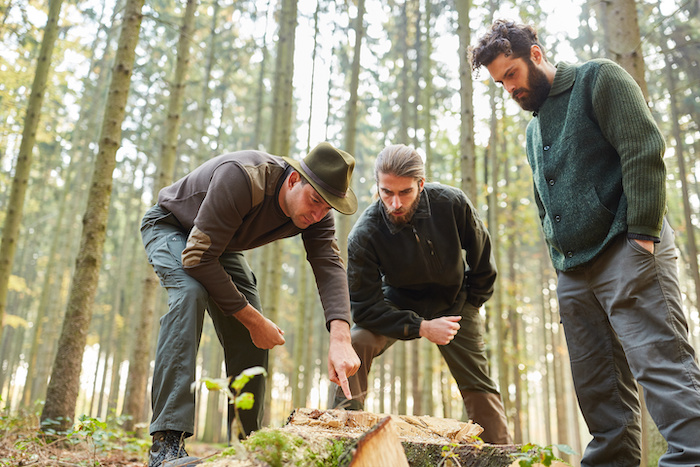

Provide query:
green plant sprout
left=72, top=414, right=107, bottom=466
left=437, top=442, right=462, bottom=467
left=511, top=443, right=577, bottom=467
left=196, top=366, right=267, bottom=443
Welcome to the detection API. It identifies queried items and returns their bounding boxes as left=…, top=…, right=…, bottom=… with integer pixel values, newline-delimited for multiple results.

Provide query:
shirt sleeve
left=347, top=230, right=423, bottom=340
left=181, top=162, right=252, bottom=315
left=592, top=61, right=666, bottom=238
left=456, top=192, right=497, bottom=307
left=302, top=212, right=352, bottom=329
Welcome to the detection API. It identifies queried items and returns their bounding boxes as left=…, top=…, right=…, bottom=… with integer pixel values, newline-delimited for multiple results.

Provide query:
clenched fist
left=419, top=315, right=461, bottom=345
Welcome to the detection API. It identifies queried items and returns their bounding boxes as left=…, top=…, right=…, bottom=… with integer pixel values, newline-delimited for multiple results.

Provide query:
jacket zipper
left=411, top=225, right=441, bottom=271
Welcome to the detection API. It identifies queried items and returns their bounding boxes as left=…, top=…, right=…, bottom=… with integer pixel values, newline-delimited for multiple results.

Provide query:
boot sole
left=161, top=457, right=202, bottom=466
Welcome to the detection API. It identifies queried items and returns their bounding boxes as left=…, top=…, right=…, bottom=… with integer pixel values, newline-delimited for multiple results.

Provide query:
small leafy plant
left=196, top=366, right=267, bottom=442
left=511, top=443, right=577, bottom=467
left=438, top=442, right=462, bottom=467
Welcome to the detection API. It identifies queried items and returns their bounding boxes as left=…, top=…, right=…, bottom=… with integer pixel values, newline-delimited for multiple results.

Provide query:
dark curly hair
left=470, top=20, right=544, bottom=72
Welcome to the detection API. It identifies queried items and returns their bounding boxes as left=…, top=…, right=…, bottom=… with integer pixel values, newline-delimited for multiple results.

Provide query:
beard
left=383, top=192, right=421, bottom=226
left=513, top=59, right=552, bottom=112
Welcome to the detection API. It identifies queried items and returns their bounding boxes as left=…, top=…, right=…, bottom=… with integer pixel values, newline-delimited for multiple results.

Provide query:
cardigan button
left=555, top=215, right=561, bottom=222
left=543, top=145, right=550, bottom=151
left=549, top=179, right=555, bottom=186
left=567, top=251, right=573, bottom=258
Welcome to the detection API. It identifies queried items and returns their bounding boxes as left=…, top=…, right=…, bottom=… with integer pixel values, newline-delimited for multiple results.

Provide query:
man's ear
left=288, top=170, right=301, bottom=186
left=530, top=44, right=544, bottom=64
left=418, top=178, right=425, bottom=192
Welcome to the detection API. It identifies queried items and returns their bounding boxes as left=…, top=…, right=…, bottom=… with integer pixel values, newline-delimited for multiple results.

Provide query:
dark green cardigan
left=526, top=59, right=666, bottom=271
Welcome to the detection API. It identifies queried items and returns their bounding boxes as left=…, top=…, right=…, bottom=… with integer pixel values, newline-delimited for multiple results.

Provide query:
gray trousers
left=141, top=205, right=267, bottom=438
left=557, top=220, right=700, bottom=466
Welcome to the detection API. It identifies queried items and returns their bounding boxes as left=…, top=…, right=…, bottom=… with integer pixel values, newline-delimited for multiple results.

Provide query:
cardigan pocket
left=584, top=186, right=615, bottom=234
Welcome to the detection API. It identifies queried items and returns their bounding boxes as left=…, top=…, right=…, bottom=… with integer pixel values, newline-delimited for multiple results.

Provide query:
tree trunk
left=20, top=167, right=72, bottom=407
left=0, top=0, right=63, bottom=331
left=592, top=0, right=649, bottom=98
left=421, top=0, right=433, bottom=179
left=201, top=325, right=225, bottom=443
left=455, top=0, right=477, bottom=201
left=662, top=45, right=700, bottom=340
left=508, top=244, right=522, bottom=443
left=538, top=258, right=553, bottom=446
left=252, top=0, right=272, bottom=150
left=292, top=259, right=309, bottom=408
left=397, top=341, right=407, bottom=414
left=121, top=0, right=197, bottom=432
left=302, top=274, right=315, bottom=408
left=398, top=0, right=411, bottom=146
left=337, top=0, right=365, bottom=263
left=40, top=0, right=145, bottom=433
left=193, top=0, right=219, bottom=168
left=410, top=340, right=421, bottom=415
left=107, top=195, right=142, bottom=415
left=420, top=340, right=434, bottom=415
left=263, top=0, right=297, bottom=426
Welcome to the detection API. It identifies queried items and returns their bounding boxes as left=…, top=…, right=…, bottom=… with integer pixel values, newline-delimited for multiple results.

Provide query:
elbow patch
left=182, top=226, right=211, bottom=267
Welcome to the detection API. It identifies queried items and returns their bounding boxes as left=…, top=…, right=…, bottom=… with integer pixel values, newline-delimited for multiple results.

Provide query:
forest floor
left=0, top=429, right=222, bottom=466
left=0, top=408, right=225, bottom=467
left=0, top=408, right=569, bottom=466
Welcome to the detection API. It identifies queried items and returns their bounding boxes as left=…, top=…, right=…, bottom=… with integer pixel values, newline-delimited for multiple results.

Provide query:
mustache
left=386, top=206, right=405, bottom=215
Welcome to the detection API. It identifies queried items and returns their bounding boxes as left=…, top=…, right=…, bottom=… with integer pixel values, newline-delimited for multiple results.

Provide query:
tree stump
left=284, top=408, right=519, bottom=466
left=339, top=416, right=409, bottom=466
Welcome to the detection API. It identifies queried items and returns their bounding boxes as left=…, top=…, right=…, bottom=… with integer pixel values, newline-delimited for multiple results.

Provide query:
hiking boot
left=148, top=431, right=201, bottom=467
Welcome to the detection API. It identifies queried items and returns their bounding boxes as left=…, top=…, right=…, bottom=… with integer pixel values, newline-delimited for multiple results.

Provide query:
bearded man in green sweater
left=471, top=19, right=700, bottom=466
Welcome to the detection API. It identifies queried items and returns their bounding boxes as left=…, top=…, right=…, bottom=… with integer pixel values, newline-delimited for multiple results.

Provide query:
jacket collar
left=550, top=62, right=576, bottom=97
left=533, top=62, right=576, bottom=117
left=379, top=186, right=432, bottom=235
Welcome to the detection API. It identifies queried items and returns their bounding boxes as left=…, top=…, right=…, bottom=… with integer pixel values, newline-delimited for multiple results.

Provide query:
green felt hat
left=283, top=142, right=358, bottom=215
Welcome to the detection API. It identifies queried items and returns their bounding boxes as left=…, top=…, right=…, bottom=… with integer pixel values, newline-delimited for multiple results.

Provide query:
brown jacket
left=158, top=150, right=350, bottom=326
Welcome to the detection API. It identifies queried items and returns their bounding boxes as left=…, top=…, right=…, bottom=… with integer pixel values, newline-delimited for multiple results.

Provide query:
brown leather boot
left=460, top=390, right=512, bottom=444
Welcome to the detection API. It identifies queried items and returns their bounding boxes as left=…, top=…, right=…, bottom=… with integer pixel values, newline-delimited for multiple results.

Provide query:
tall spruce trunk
left=337, top=0, right=365, bottom=263
left=121, top=0, right=198, bottom=433
left=40, top=0, right=145, bottom=433
left=262, top=0, right=297, bottom=426
left=0, top=0, right=63, bottom=332
left=662, top=45, right=700, bottom=344
left=455, top=0, right=476, bottom=202
left=592, top=0, right=649, bottom=98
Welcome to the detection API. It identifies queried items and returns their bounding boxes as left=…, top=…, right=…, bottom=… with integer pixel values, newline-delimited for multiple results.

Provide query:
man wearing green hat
left=141, top=142, right=360, bottom=467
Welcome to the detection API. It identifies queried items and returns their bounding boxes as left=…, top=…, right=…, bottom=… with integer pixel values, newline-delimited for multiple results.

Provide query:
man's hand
left=234, top=304, right=285, bottom=349
left=327, top=320, right=360, bottom=400
left=420, top=316, right=461, bottom=345
left=634, top=238, right=654, bottom=254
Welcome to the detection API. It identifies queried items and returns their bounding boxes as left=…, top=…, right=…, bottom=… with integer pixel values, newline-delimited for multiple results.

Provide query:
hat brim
left=284, top=157, right=358, bottom=215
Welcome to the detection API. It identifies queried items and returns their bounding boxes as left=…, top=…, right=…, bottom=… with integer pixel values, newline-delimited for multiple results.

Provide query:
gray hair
left=374, top=144, right=425, bottom=182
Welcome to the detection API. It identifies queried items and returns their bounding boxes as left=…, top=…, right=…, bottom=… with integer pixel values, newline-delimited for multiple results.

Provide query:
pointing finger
left=338, top=371, right=352, bottom=399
